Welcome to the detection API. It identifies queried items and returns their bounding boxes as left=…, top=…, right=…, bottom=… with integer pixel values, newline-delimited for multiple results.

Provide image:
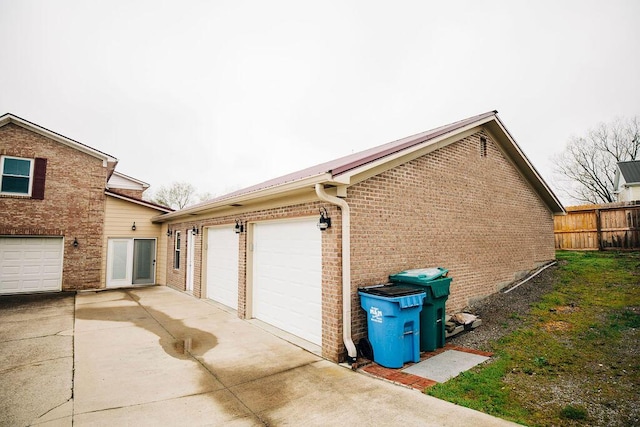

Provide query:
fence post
left=595, top=209, right=603, bottom=251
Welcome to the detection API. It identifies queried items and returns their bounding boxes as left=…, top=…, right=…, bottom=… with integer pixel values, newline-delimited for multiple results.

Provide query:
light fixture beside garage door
left=317, top=207, right=331, bottom=231
left=234, top=219, right=245, bottom=234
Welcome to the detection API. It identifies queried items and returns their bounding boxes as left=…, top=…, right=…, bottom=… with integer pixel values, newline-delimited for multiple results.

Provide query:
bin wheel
left=357, top=338, right=373, bottom=361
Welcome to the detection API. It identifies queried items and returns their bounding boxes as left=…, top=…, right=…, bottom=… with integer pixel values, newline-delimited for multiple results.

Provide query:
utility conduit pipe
left=315, top=184, right=358, bottom=363
left=503, top=261, right=557, bottom=294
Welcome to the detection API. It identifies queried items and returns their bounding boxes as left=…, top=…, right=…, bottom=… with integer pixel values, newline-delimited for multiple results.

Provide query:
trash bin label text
left=369, top=306, right=383, bottom=323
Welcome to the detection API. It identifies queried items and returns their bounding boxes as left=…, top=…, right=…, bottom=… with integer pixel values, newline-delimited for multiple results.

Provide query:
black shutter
left=32, top=158, right=47, bottom=200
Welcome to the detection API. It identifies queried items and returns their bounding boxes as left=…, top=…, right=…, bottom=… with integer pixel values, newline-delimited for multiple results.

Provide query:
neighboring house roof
left=0, top=113, right=119, bottom=176
left=106, top=190, right=173, bottom=213
left=154, top=110, right=565, bottom=222
left=617, top=161, right=640, bottom=185
left=107, top=171, right=151, bottom=191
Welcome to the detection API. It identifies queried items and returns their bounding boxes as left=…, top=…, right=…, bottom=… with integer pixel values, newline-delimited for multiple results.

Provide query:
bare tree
left=553, top=117, right=640, bottom=204
left=150, top=182, right=197, bottom=210
left=197, top=191, right=215, bottom=203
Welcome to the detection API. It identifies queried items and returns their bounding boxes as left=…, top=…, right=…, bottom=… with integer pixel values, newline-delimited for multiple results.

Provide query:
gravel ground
left=448, top=263, right=557, bottom=351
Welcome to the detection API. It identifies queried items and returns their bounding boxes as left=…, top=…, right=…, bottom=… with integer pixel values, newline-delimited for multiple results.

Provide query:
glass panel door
left=133, top=239, right=156, bottom=284
left=107, top=239, right=133, bottom=287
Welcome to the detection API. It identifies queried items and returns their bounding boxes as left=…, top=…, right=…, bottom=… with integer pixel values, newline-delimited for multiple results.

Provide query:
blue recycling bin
left=389, top=267, right=451, bottom=352
left=359, top=286, right=426, bottom=368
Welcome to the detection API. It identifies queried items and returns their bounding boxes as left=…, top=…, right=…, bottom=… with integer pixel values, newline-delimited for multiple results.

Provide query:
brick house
left=155, top=110, right=564, bottom=363
left=0, top=113, right=171, bottom=294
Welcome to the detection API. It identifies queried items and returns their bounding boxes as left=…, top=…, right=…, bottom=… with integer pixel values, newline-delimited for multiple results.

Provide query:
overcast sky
left=1, top=1, right=639, bottom=204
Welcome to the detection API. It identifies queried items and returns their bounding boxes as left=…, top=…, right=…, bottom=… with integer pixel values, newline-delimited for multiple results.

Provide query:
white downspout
left=315, top=184, right=358, bottom=363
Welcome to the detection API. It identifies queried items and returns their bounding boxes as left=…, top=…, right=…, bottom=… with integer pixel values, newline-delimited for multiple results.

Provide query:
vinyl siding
left=103, top=196, right=168, bottom=287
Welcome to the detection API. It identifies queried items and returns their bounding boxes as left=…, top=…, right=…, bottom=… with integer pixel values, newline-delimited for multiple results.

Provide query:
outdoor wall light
left=318, top=207, right=331, bottom=231
left=234, top=219, right=245, bottom=234
left=73, top=237, right=79, bottom=248
left=191, top=225, right=199, bottom=235
left=166, top=227, right=173, bottom=237
left=131, top=222, right=137, bottom=231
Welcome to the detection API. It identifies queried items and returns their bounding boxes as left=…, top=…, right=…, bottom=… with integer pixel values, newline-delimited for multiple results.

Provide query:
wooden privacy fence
left=554, top=202, right=640, bottom=250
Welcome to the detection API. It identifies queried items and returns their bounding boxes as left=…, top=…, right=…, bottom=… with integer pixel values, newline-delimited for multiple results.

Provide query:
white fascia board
left=487, top=118, right=565, bottom=214
left=110, top=171, right=150, bottom=188
left=333, top=119, right=491, bottom=185
left=106, top=191, right=172, bottom=213
left=1, top=114, right=118, bottom=165
left=152, top=172, right=332, bottom=222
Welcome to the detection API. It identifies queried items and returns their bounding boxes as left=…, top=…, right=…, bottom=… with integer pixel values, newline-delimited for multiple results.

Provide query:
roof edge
left=331, top=110, right=498, bottom=177
left=109, top=171, right=151, bottom=188
left=106, top=190, right=173, bottom=213
left=0, top=113, right=118, bottom=164
left=152, top=172, right=331, bottom=222
left=487, top=115, right=565, bottom=214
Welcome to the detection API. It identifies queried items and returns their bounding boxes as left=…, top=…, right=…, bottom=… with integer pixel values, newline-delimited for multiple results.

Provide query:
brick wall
left=161, top=130, right=555, bottom=363
left=0, top=123, right=109, bottom=290
left=165, top=227, right=188, bottom=292
left=346, top=130, right=555, bottom=343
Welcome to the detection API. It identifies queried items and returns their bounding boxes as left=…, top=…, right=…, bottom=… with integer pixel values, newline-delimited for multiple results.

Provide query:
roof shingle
left=618, top=160, right=640, bottom=184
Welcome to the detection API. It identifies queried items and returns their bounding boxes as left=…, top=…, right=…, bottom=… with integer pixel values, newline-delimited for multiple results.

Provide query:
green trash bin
left=389, top=268, right=451, bottom=352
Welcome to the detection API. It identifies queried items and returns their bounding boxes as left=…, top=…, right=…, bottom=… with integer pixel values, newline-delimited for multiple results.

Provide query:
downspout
left=315, top=184, right=358, bottom=364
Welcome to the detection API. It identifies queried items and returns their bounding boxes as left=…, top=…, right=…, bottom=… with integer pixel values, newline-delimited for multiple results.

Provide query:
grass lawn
left=428, top=251, right=640, bottom=426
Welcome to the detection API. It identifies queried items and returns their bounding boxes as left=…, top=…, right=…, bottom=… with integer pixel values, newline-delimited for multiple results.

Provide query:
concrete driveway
left=0, top=286, right=518, bottom=426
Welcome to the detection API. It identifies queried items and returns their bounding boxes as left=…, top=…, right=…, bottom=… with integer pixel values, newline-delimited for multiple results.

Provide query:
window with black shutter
left=0, top=156, right=47, bottom=199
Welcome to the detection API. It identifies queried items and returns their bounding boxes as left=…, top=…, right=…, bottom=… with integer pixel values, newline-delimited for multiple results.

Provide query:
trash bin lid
left=359, top=285, right=424, bottom=298
left=389, top=267, right=448, bottom=284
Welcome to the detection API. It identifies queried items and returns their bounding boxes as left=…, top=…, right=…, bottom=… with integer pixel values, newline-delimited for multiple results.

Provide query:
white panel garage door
left=206, top=227, right=239, bottom=310
left=253, top=218, right=322, bottom=345
left=0, top=237, right=64, bottom=294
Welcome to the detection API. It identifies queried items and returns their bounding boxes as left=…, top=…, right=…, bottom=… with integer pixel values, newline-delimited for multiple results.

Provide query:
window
left=0, top=156, right=46, bottom=199
left=174, top=231, right=181, bottom=269
left=1, top=156, right=34, bottom=196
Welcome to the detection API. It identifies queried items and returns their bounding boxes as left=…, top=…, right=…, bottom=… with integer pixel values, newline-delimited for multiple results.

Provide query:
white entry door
left=107, top=239, right=156, bottom=287
left=0, top=237, right=63, bottom=294
left=252, top=218, right=322, bottom=345
left=206, top=227, right=239, bottom=309
left=186, top=231, right=195, bottom=292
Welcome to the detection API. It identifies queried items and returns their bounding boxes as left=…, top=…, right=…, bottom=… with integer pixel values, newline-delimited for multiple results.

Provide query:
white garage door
left=0, top=237, right=64, bottom=294
left=253, top=218, right=322, bottom=345
left=206, top=227, right=239, bottom=310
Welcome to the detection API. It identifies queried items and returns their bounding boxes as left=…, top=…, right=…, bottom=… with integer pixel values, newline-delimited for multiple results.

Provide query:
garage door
left=252, top=218, right=322, bottom=345
left=0, top=237, right=64, bottom=294
left=206, top=227, right=239, bottom=310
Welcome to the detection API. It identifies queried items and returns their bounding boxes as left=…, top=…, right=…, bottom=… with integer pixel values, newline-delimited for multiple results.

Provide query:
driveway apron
left=2, top=286, right=519, bottom=426
left=0, top=293, right=75, bottom=427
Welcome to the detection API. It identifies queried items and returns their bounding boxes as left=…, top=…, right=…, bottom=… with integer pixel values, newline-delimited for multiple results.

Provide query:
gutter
left=315, top=184, right=358, bottom=364
left=152, top=173, right=332, bottom=222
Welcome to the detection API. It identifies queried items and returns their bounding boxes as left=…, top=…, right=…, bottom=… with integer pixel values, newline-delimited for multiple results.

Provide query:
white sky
left=1, top=1, right=639, bottom=204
